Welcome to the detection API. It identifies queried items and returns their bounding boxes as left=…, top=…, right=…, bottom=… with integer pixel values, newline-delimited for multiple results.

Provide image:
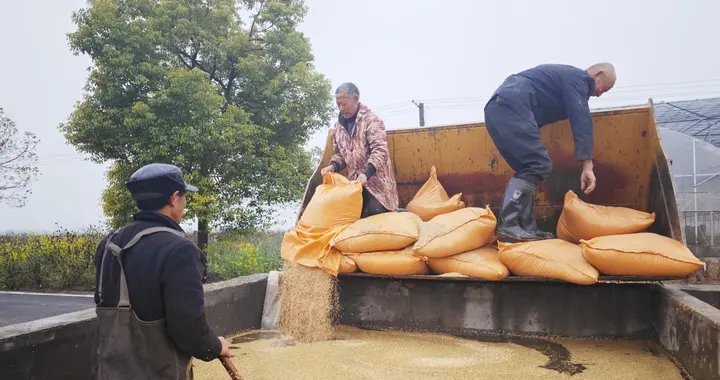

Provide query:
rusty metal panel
left=303, top=102, right=680, bottom=241
left=386, top=106, right=655, bottom=233
left=645, top=99, right=684, bottom=243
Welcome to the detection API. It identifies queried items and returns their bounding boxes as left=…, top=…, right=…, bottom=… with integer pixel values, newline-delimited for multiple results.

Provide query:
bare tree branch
left=0, top=107, right=39, bottom=207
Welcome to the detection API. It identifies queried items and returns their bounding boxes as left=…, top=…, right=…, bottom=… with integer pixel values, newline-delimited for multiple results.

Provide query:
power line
left=370, top=80, right=720, bottom=112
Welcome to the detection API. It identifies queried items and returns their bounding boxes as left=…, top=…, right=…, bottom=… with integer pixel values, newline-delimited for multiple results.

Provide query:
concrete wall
left=655, top=285, right=720, bottom=380
left=0, top=274, right=267, bottom=380
left=339, top=276, right=658, bottom=339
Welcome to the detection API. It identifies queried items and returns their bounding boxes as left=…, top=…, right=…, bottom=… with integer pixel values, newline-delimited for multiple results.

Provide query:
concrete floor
left=0, top=292, right=94, bottom=327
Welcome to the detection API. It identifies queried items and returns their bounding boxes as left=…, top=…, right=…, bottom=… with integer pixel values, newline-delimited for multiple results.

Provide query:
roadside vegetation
left=0, top=227, right=284, bottom=291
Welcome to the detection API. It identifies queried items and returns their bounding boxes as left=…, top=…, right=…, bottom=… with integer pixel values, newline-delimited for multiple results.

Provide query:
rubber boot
left=520, top=195, right=555, bottom=240
left=495, top=177, right=539, bottom=243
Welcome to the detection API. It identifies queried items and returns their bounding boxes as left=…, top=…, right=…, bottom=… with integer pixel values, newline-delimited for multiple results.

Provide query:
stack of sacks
left=413, top=207, right=508, bottom=280
left=281, top=172, right=363, bottom=276
left=359, top=166, right=504, bottom=280
left=406, top=166, right=464, bottom=221
left=553, top=190, right=703, bottom=278
left=332, top=212, right=428, bottom=275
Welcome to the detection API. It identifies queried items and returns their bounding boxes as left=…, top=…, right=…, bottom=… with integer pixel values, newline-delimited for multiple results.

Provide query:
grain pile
left=192, top=326, right=686, bottom=380
left=277, top=262, right=339, bottom=343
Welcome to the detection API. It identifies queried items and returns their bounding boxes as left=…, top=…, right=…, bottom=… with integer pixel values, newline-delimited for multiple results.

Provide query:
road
left=0, top=292, right=95, bottom=328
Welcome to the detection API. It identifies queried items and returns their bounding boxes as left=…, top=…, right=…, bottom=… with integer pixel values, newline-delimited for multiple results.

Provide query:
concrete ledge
left=0, top=309, right=98, bottom=380
left=0, top=274, right=267, bottom=380
left=655, top=284, right=720, bottom=380
left=666, top=283, right=720, bottom=309
left=338, top=276, right=657, bottom=339
left=203, top=273, right=268, bottom=336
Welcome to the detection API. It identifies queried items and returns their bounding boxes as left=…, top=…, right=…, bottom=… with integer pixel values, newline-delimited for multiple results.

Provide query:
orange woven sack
left=413, top=207, right=497, bottom=259
left=338, top=255, right=357, bottom=274
left=331, top=212, right=422, bottom=253
left=557, top=191, right=655, bottom=244
left=580, top=233, right=705, bottom=277
left=281, top=172, right=363, bottom=276
left=347, top=248, right=428, bottom=276
left=498, top=239, right=599, bottom=285
left=406, top=166, right=464, bottom=221
left=427, top=245, right=509, bottom=280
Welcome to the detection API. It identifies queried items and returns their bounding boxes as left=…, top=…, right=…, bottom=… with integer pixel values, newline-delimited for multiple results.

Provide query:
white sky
left=1, top=0, right=720, bottom=233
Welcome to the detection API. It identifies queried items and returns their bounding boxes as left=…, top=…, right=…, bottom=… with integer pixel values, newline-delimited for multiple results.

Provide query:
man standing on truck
left=321, top=82, right=400, bottom=218
left=92, top=163, right=230, bottom=379
left=484, top=63, right=616, bottom=242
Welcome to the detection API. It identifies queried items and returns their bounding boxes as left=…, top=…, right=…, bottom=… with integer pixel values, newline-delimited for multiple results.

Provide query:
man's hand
left=218, top=336, right=231, bottom=357
left=353, top=173, right=368, bottom=186
left=580, top=160, right=596, bottom=195
left=320, top=165, right=335, bottom=176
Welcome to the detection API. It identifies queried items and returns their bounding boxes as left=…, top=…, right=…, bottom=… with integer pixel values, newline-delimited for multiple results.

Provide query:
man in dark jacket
left=92, top=163, right=229, bottom=379
left=484, top=63, right=616, bottom=242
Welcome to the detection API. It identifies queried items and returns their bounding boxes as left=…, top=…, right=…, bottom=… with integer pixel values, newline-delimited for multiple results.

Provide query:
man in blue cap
left=484, top=63, right=616, bottom=243
left=92, top=163, right=230, bottom=379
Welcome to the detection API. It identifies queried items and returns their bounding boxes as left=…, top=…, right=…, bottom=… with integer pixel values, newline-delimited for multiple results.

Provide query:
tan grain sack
left=347, top=248, right=428, bottom=276
left=331, top=212, right=422, bottom=253
left=428, top=246, right=509, bottom=280
left=338, top=255, right=358, bottom=274
left=281, top=172, right=363, bottom=276
left=557, top=190, right=656, bottom=244
left=406, top=166, right=464, bottom=221
left=413, top=207, right=497, bottom=259
left=498, top=239, right=599, bottom=285
left=580, top=232, right=705, bottom=277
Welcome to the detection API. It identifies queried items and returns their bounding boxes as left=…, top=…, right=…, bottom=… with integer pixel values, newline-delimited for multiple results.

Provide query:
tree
left=61, top=0, right=334, bottom=249
left=309, top=145, right=323, bottom=169
left=101, top=161, right=138, bottom=229
left=0, top=107, right=39, bottom=207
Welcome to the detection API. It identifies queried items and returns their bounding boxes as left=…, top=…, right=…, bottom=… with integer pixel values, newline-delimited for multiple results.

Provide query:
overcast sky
left=1, top=0, right=720, bottom=233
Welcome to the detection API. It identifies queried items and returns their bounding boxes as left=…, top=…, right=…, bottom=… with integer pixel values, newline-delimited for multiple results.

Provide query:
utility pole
left=412, top=100, right=425, bottom=126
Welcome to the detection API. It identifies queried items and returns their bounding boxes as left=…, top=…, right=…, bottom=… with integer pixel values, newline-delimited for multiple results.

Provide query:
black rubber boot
left=519, top=195, right=555, bottom=240
left=495, top=177, right=540, bottom=243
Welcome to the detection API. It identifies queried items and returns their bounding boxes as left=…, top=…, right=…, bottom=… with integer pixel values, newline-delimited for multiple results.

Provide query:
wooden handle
left=220, top=356, right=243, bottom=380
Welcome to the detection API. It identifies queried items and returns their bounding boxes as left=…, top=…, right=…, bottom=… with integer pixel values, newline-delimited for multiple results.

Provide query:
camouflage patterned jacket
left=330, top=104, right=399, bottom=212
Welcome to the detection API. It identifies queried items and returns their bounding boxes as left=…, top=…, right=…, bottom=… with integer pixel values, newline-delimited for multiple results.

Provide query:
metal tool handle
left=220, top=356, right=243, bottom=380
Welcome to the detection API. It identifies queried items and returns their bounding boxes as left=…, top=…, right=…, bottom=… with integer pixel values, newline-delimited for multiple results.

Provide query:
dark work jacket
left=93, top=211, right=221, bottom=361
left=489, top=64, right=597, bottom=161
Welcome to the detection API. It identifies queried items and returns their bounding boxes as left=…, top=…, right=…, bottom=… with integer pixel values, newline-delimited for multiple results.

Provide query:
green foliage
left=205, top=231, right=283, bottom=281
left=102, top=161, right=139, bottom=229
left=60, top=0, right=334, bottom=234
left=0, top=227, right=284, bottom=291
left=0, top=107, right=40, bottom=207
left=0, top=226, right=105, bottom=291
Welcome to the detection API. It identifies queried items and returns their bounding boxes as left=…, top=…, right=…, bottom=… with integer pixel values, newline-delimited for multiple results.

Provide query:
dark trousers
left=484, top=95, right=552, bottom=185
left=362, top=188, right=388, bottom=218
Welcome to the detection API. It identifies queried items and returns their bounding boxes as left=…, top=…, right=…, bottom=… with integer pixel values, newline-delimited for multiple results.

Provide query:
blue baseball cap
left=126, top=163, right=198, bottom=201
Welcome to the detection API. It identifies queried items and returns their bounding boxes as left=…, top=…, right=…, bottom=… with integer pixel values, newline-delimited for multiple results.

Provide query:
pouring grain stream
left=278, top=262, right=340, bottom=343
